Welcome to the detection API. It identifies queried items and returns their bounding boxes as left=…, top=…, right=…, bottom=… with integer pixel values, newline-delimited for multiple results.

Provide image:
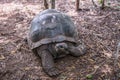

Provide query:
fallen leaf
left=86, top=74, right=93, bottom=79
left=0, top=55, right=5, bottom=60
left=11, top=50, right=17, bottom=54
left=24, top=67, right=30, bottom=70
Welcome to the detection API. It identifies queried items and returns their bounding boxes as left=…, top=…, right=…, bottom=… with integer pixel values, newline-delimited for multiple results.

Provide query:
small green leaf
left=98, top=0, right=103, bottom=4
left=86, top=74, right=93, bottom=79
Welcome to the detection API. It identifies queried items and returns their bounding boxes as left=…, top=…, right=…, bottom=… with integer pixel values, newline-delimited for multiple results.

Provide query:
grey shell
left=27, top=9, right=78, bottom=49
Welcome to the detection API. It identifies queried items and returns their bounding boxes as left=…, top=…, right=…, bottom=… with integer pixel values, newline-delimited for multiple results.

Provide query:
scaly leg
left=37, top=47, right=60, bottom=76
left=68, top=44, right=86, bottom=57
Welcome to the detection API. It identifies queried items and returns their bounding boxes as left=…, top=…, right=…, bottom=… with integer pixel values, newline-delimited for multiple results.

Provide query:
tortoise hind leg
left=37, top=48, right=60, bottom=77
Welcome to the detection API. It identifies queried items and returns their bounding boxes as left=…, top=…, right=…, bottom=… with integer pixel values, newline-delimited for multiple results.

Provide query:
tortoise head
left=55, top=42, right=68, bottom=52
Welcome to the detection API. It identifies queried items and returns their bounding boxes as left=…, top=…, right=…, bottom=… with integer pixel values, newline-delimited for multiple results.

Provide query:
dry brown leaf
left=0, top=55, right=5, bottom=60
left=10, top=50, right=17, bottom=54
left=24, top=67, right=30, bottom=70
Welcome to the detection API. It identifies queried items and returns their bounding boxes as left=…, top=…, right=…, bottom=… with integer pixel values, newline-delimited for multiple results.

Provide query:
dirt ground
left=0, top=0, right=120, bottom=80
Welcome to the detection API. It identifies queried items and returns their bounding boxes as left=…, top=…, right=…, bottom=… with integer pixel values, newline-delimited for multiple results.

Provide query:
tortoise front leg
left=68, top=44, right=86, bottom=57
left=37, top=48, right=60, bottom=77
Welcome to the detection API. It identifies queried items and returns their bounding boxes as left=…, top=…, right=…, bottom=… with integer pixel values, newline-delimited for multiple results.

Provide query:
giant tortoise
left=27, top=9, right=86, bottom=77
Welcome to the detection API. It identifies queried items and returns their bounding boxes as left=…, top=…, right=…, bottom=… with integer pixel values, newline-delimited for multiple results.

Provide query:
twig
left=101, top=0, right=105, bottom=10
left=92, top=32, right=113, bottom=54
left=113, top=42, right=120, bottom=80
left=43, top=0, right=48, bottom=9
left=115, top=42, right=120, bottom=62
left=50, top=0, right=55, bottom=9
left=92, top=0, right=97, bottom=7
left=91, top=60, right=106, bottom=75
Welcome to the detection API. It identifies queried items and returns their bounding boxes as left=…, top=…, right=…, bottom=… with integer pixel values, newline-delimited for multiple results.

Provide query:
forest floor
left=0, top=0, right=120, bottom=80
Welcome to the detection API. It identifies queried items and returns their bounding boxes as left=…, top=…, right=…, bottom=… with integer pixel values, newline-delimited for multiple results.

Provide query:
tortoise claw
left=45, top=67, right=61, bottom=77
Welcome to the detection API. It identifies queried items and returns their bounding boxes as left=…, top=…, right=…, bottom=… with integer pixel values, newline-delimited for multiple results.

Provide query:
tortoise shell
left=27, top=9, right=78, bottom=50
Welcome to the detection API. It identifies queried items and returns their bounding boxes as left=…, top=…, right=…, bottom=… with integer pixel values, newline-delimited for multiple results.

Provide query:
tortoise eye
left=59, top=45, right=63, bottom=48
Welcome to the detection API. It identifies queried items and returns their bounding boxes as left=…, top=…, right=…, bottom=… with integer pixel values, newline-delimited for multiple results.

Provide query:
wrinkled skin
left=36, top=42, right=86, bottom=77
